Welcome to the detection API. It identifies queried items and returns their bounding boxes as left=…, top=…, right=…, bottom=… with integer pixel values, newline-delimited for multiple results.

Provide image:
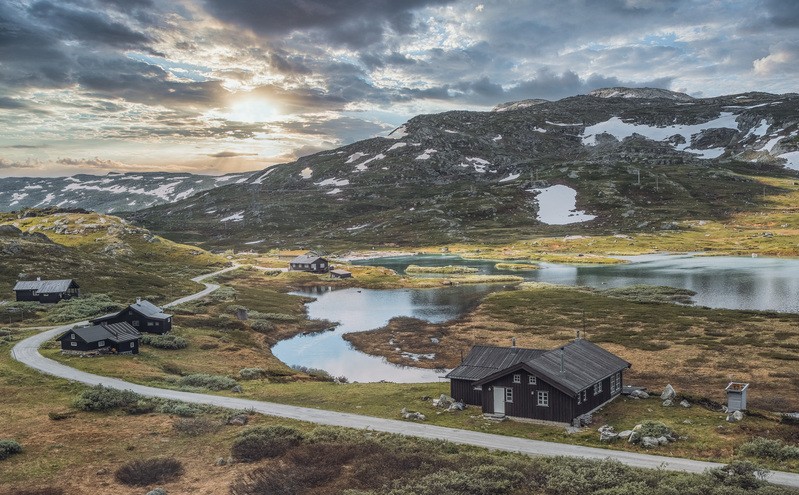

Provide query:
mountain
left=120, top=88, right=799, bottom=249
left=0, top=171, right=252, bottom=214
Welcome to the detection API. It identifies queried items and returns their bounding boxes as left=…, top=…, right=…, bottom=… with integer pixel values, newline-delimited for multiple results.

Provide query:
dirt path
left=10, top=265, right=799, bottom=489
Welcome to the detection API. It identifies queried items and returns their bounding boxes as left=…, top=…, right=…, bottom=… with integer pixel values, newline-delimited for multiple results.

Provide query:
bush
left=161, top=361, right=183, bottom=375
left=178, top=373, right=238, bottom=391
left=239, top=368, right=266, bottom=380
left=173, top=417, right=220, bottom=436
left=706, top=460, right=768, bottom=489
left=115, top=457, right=184, bottom=486
left=251, top=312, right=297, bottom=322
left=158, top=402, right=198, bottom=417
left=47, top=411, right=74, bottom=421
left=141, top=334, right=188, bottom=350
left=231, top=426, right=304, bottom=463
left=637, top=421, right=674, bottom=439
left=47, top=294, right=124, bottom=323
left=123, top=400, right=156, bottom=415
left=290, top=365, right=333, bottom=381
left=0, top=328, right=12, bottom=337
left=739, top=437, right=799, bottom=461
left=0, top=440, right=22, bottom=460
left=73, top=385, right=140, bottom=411
left=781, top=413, right=799, bottom=425
left=250, top=319, right=275, bottom=333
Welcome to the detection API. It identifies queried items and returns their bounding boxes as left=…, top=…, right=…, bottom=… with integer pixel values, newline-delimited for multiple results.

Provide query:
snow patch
left=22, top=184, right=43, bottom=190
left=216, top=175, right=242, bottom=183
left=779, top=151, right=799, bottom=170
left=387, top=142, right=407, bottom=151
left=346, top=223, right=370, bottom=231
left=174, top=188, right=195, bottom=201
left=346, top=152, right=369, bottom=163
left=220, top=211, right=244, bottom=222
left=354, top=153, right=385, bottom=171
left=499, top=172, right=520, bottom=182
left=316, top=178, right=350, bottom=187
left=35, top=193, right=56, bottom=206
left=252, top=168, right=276, bottom=185
left=326, top=188, right=342, bottom=195
left=492, top=134, right=502, bottom=141
left=244, top=239, right=264, bottom=245
left=299, top=167, right=313, bottom=179
left=415, top=149, right=437, bottom=160
left=444, top=129, right=458, bottom=134
left=546, top=120, right=581, bottom=126
left=528, top=185, right=596, bottom=225
left=388, top=125, right=407, bottom=139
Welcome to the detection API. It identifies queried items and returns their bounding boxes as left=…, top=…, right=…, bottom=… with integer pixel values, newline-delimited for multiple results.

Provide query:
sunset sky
left=0, top=0, right=797, bottom=177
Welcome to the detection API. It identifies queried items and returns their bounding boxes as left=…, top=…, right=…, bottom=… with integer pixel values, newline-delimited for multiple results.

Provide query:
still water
left=272, top=254, right=799, bottom=383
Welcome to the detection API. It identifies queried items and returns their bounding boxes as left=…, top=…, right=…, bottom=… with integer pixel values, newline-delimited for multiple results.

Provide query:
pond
left=272, top=254, right=799, bottom=383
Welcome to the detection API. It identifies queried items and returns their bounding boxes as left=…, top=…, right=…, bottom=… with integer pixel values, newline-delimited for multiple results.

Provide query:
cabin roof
left=290, top=253, right=326, bottom=264
left=445, top=345, right=546, bottom=381
left=130, top=299, right=171, bottom=320
left=59, top=322, right=140, bottom=344
left=13, top=279, right=77, bottom=293
left=471, top=339, right=631, bottom=394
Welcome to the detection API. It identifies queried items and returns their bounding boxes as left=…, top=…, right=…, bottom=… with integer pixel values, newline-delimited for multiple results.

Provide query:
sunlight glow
left=225, top=98, right=281, bottom=123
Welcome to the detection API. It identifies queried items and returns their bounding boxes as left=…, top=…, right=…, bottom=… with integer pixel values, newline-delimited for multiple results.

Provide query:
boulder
left=641, top=436, right=659, bottom=448
left=657, top=436, right=669, bottom=445
left=680, top=399, right=691, bottom=408
left=598, top=425, right=618, bottom=442
left=660, top=384, right=676, bottom=401
left=726, top=410, right=745, bottom=422
left=662, top=399, right=673, bottom=407
left=146, top=489, right=167, bottom=495
left=618, top=430, right=634, bottom=439
left=231, top=385, right=242, bottom=393
left=630, top=390, right=650, bottom=399
left=447, top=401, right=465, bottom=412
left=227, top=414, right=248, bottom=426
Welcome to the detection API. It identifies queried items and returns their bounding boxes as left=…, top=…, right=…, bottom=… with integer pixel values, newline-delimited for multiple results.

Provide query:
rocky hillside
left=126, top=88, right=799, bottom=249
left=0, top=171, right=251, bottom=213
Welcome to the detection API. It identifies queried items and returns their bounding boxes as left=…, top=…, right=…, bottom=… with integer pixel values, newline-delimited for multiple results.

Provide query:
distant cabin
left=92, top=298, right=172, bottom=334
left=58, top=322, right=141, bottom=354
left=289, top=253, right=329, bottom=273
left=13, top=278, right=80, bottom=303
left=330, top=269, right=352, bottom=279
left=446, top=339, right=630, bottom=425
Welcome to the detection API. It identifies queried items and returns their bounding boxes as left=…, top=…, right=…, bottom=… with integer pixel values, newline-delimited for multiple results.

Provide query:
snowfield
left=299, top=167, right=313, bottom=179
left=415, top=149, right=437, bottom=160
left=529, top=185, right=596, bottom=225
left=220, top=211, right=244, bottom=222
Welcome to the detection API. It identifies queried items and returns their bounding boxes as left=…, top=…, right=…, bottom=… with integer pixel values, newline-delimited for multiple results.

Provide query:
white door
left=493, top=387, right=505, bottom=415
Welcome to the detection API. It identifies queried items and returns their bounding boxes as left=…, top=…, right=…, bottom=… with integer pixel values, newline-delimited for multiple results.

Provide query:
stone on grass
left=657, top=436, right=669, bottom=445
left=661, top=384, right=676, bottom=401
left=680, top=399, right=691, bottom=408
left=227, top=414, right=249, bottom=426
left=146, top=489, right=167, bottom=495
left=662, top=399, right=673, bottom=407
left=630, top=390, right=649, bottom=399
left=618, top=430, right=634, bottom=439
left=727, top=410, right=744, bottom=422
left=641, top=436, right=659, bottom=448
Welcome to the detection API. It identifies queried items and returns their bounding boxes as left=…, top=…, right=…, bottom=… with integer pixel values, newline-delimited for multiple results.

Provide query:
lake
left=272, top=254, right=799, bottom=383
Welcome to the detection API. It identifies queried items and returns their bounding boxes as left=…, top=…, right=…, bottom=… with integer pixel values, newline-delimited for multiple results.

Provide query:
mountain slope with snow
left=0, top=172, right=251, bottom=213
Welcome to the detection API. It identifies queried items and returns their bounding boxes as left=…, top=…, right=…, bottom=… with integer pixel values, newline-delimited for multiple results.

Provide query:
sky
left=0, top=0, right=797, bottom=177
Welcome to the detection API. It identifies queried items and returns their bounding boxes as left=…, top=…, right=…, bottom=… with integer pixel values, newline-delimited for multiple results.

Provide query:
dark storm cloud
left=207, top=151, right=258, bottom=158
left=203, top=0, right=455, bottom=47
left=0, top=96, right=29, bottom=109
left=764, top=0, right=799, bottom=27
left=27, top=1, right=154, bottom=51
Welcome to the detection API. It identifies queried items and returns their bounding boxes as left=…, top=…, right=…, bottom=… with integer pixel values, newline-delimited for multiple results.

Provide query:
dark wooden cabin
left=58, top=322, right=141, bottom=354
left=447, top=339, right=630, bottom=425
left=91, top=298, right=172, bottom=334
left=13, top=278, right=80, bottom=303
left=330, top=269, right=352, bottom=279
left=289, top=253, right=329, bottom=273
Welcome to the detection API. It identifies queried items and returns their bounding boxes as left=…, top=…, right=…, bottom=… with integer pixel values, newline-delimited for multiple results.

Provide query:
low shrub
left=250, top=319, right=275, bottom=333
left=47, top=294, right=124, bottom=323
left=115, top=457, right=184, bottom=486
left=0, top=440, right=22, bottom=460
left=739, top=437, right=799, bottom=461
left=173, top=417, right=220, bottom=436
left=637, top=421, right=674, bottom=439
left=47, top=411, right=75, bottom=421
left=290, top=365, right=333, bottom=381
left=239, top=368, right=266, bottom=380
left=178, top=373, right=238, bottom=391
left=123, top=400, right=156, bottom=415
left=0, top=328, right=12, bottom=337
left=141, top=334, right=188, bottom=350
left=253, top=312, right=297, bottom=322
left=706, top=460, right=768, bottom=490
left=161, top=361, right=183, bottom=375
left=158, top=402, right=198, bottom=417
left=231, top=426, right=303, bottom=463
left=73, top=385, right=140, bottom=411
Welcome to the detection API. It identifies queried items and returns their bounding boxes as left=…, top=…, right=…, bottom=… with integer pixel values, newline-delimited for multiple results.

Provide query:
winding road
left=10, top=265, right=799, bottom=489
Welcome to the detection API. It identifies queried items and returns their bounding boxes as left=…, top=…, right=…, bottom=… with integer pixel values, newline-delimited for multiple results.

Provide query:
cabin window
left=132, top=321, right=139, bottom=326
left=505, top=388, right=513, bottom=403
left=147, top=321, right=154, bottom=326
left=577, top=392, right=581, bottom=405
left=513, top=374, right=520, bottom=383
left=130, top=342, right=135, bottom=348
left=70, top=342, right=77, bottom=347
left=593, top=382, right=602, bottom=395
left=71, top=334, right=75, bottom=340
left=528, top=375, right=537, bottom=385
left=473, top=386, right=481, bottom=391
left=98, top=340, right=105, bottom=347
left=537, top=391, right=549, bottom=407
left=582, top=390, right=587, bottom=402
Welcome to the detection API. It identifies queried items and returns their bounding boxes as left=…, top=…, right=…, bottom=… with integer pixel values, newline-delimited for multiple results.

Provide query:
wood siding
left=14, top=290, right=37, bottom=302
left=450, top=379, right=482, bottom=405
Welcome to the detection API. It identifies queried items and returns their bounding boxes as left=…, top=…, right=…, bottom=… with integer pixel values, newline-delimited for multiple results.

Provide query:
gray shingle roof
left=445, top=345, right=546, bottom=381
left=130, top=299, right=171, bottom=320
left=290, top=253, right=326, bottom=264
left=13, top=279, right=77, bottom=293
left=469, top=339, right=630, bottom=395
left=59, top=322, right=140, bottom=344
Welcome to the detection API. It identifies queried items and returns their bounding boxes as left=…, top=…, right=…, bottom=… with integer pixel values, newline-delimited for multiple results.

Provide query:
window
left=70, top=342, right=77, bottom=347
left=70, top=334, right=75, bottom=340
left=505, top=388, right=513, bottom=403
left=594, top=382, right=602, bottom=395
left=528, top=375, right=537, bottom=385
left=537, top=391, right=549, bottom=407
left=132, top=321, right=139, bottom=327
left=611, top=373, right=621, bottom=393
left=577, top=391, right=582, bottom=405
left=513, top=374, right=521, bottom=384
left=582, top=390, right=587, bottom=402
left=98, top=340, right=105, bottom=347
left=130, top=342, right=135, bottom=348
left=147, top=321, right=154, bottom=327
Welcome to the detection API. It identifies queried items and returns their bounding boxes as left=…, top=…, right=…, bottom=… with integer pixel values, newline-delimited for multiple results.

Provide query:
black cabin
left=446, top=339, right=630, bottom=425
left=289, top=253, right=329, bottom=273
left=58, top=322, right=141, bottom=354
left=13, top=278, right=80, bottom=303
left=330, top=269, right=352, bottom=279
left=92, top=298, right=172, bottom=334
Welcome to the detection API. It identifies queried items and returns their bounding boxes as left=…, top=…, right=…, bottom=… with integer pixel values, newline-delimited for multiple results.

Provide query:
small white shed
left=725, top=382, right=749, bottom=412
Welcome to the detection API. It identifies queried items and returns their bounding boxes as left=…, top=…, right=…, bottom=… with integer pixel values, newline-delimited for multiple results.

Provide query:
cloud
left=0, top=97, right=29, bottom=109
left=207, top=151, right=258, bottom=158
left=0, top=157, right=40, bottom=169
left=5, top=144, right=48, bottom=149
left=753, top=41, right=799, bottom=76
left=202, top=0, right=455, bottom=47
left=57, top=156, right=128, bottom=169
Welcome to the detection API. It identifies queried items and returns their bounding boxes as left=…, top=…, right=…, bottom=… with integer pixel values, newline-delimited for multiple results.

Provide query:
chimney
left=511, top=337, right=516, bottom=348
left=136, top=297, right=141, bottom=304
left=576, top=330, right=581, bottom=340
left=560, top=347, right=565, bottom=373
left=36, top=276, right=41, bottom=281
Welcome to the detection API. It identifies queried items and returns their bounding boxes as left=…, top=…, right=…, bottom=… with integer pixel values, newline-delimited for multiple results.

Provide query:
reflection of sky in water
left=271, top=286, right=501, bottom=383
left=276, top=254, right=799, bottom=383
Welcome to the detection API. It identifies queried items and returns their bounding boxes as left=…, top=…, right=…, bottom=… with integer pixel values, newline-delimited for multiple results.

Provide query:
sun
left=225, top=98, right=280, bottom=123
